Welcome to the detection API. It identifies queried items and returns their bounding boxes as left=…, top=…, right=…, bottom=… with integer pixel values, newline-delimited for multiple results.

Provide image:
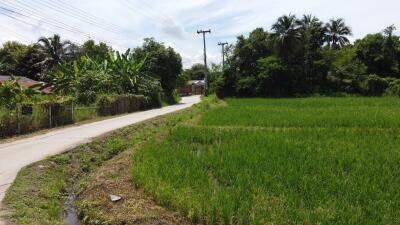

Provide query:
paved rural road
left=0, top=95, right=200, bottom=208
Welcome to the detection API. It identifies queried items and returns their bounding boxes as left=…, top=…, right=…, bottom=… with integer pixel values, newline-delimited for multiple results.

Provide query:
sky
left=0, top=0, right=399, bottom=68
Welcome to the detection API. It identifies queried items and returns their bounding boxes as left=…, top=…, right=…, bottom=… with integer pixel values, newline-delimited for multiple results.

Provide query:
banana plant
left=106, top=49, right=147, bottom=94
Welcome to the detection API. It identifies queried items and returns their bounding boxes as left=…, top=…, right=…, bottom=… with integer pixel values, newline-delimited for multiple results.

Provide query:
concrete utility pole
left=197, top=29, right=211, bottom=96
left=218, top=42, right=228, bottom=68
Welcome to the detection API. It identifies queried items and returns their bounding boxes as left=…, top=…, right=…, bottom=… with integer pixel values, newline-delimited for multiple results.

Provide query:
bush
left=235, top=76, right=257, bottom=97
left=256, top=56, right=288, bottom=97
left=385, top=78, right=400, bottom=96
left=363, top=74, right=389, bottom=96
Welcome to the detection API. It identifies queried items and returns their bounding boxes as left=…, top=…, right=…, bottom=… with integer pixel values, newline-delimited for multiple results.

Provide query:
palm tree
left=297, top=14, right=326, bottom=88
left=326, top=18, right=352, bottom=49
left=36, top=34, right=72, bottom=72
left=271, top=14, right=301, bottom=61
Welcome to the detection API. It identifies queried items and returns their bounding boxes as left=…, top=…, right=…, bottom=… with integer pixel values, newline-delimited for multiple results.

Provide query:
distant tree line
left=215, top=14, right=400, bottom=97
left=0, top=35, right=182, bottom=105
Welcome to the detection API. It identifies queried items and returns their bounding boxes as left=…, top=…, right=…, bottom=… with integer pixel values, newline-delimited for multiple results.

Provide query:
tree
left=256, top=56, right=289, bottom=96
left=297, top=14, right=327, bottom=90
left=133, top=38, right=182, bottom=103
left=0, top=41, right=29, bottom=76
left=183, top=63, right=206, bottom=80
left=271, top=14, right=301, bottom=62
left=382, top=25, right=399, bottom=76
left=355, top=30, right=400, bottom=77
left=326, top=18, right=352, bottom=49
left=36, top=34, right=73, bottom=76
left=234, top=28, right=272, bottom=77
left=0, top=42, right=46, bottom=80
left=18, top=45, right=45, bottom=80
left=81, top=39, right=112, bottom=61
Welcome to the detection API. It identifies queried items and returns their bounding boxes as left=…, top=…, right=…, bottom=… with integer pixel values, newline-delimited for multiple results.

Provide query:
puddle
left=64, top=194, right=81, bottom=225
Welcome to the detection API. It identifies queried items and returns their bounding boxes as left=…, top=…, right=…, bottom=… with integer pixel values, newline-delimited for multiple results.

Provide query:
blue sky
left=0, top=0, right=399, bottom=68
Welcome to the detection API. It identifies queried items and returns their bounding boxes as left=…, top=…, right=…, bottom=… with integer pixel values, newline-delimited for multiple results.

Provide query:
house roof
left=0, top=75, right=52, bottom=94
left=188, top=80, right=205, bottom=86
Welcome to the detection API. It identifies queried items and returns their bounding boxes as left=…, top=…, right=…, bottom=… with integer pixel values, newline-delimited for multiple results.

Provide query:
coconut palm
left=271, top=14, right=301, bottom=61
left=326, top=18, right=352, bottom=49
left=297, top=14, right=326, bottom=48
left=297, top=15, right=326, bottom=87
left=36, top=34, right=72, bottom=72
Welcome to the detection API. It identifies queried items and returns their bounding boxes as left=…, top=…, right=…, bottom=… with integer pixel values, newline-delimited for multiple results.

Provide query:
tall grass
left=133, top=97, right=400, bottom=225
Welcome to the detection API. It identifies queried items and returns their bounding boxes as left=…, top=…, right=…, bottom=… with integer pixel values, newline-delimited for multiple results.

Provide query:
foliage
left=45, top=49, right=162, bottom=105
left=363, top=74, right=389, bottom=96
left=0, top=76, right=32, bottom=109
left=256, top=56, right=289, bottom=96
left=272, top=14, right=301, bottom=62
left=216, top=14, right=400, bottom=98
left=80, top=39, right=112, bottom=61
left=0, top=42, right=44, bottom=80
left=323, top=47, right=367, bottom=93
left=183, top=63, right=206, bottom=80
left=36, top=34, right=74, bottom=78
left=385, top=78, right=400, bottom=96
left=326, top=18, right=352, bottom=49
left=133, top=38, right=183, bottom=103
left=355, top=29, right=400, bottom=77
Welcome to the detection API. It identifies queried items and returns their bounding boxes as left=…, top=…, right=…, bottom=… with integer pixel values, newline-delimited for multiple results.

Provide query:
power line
left=132, top=0, right=169, bottom=21
left=120, top=0, right=160, bottom=22
left=0, top=1, right=113, bottom=45
left=0, top=8, right=81, bottom=43
left=31, top=0, right=125, bottom=35
left=57, top=0, right=126, bottom=32
left=197, top=29, right=211, bottom=96
left=0, top=2, right=90, bottom=38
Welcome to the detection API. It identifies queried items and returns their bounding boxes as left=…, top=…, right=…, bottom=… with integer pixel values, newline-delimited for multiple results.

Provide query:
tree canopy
left=216, top=14, right=400, bottom=98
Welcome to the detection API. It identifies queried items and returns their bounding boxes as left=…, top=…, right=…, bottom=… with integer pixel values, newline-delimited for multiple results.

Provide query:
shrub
left=256, top=56, right=288, bottom=97
left=385, top=78, right=400, bottom=96
left=235, top=76, right=257, bottom=97
left=363, top=74, right=389, bottom=96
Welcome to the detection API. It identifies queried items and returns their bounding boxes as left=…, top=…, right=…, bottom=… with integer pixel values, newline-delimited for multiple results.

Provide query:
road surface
left=0, top=95, right=200, bottom=204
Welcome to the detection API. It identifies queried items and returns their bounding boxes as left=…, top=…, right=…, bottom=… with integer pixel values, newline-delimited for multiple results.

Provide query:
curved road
left=0, top=95, right=200, bottom=204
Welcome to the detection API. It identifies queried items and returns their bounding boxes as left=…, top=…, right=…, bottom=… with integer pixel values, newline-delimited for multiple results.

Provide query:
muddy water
left=64, top=194, right=81, bottom=225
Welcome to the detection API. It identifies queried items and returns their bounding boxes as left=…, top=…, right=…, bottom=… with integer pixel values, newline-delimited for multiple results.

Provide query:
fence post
left=16, top=104, right=21, bottom=135
left=71, top=102, right=74, bottom=123
left=49, top=105, right=52, bottom=128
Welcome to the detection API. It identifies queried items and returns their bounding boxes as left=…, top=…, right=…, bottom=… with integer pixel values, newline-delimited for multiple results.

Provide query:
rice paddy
left=132, top=97, right=400, bottom=225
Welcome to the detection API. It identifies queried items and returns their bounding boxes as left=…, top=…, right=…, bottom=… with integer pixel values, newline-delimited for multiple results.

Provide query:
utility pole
left=218, top=42, right=228, bottom=68
left=197, top=29, right=211, bottom=96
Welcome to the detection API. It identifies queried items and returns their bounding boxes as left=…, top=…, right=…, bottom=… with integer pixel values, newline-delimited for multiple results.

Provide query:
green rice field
left=132, top=97, right=400, bottom=225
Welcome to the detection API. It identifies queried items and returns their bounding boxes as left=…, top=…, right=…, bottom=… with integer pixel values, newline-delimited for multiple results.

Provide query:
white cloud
left=0, top=0, right=399, bottom=69
left=159, top=17, right=187, bottom=39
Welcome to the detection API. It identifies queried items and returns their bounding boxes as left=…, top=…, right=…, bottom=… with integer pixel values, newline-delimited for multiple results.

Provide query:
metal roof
left=0, top=75, right=52, bottom=93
